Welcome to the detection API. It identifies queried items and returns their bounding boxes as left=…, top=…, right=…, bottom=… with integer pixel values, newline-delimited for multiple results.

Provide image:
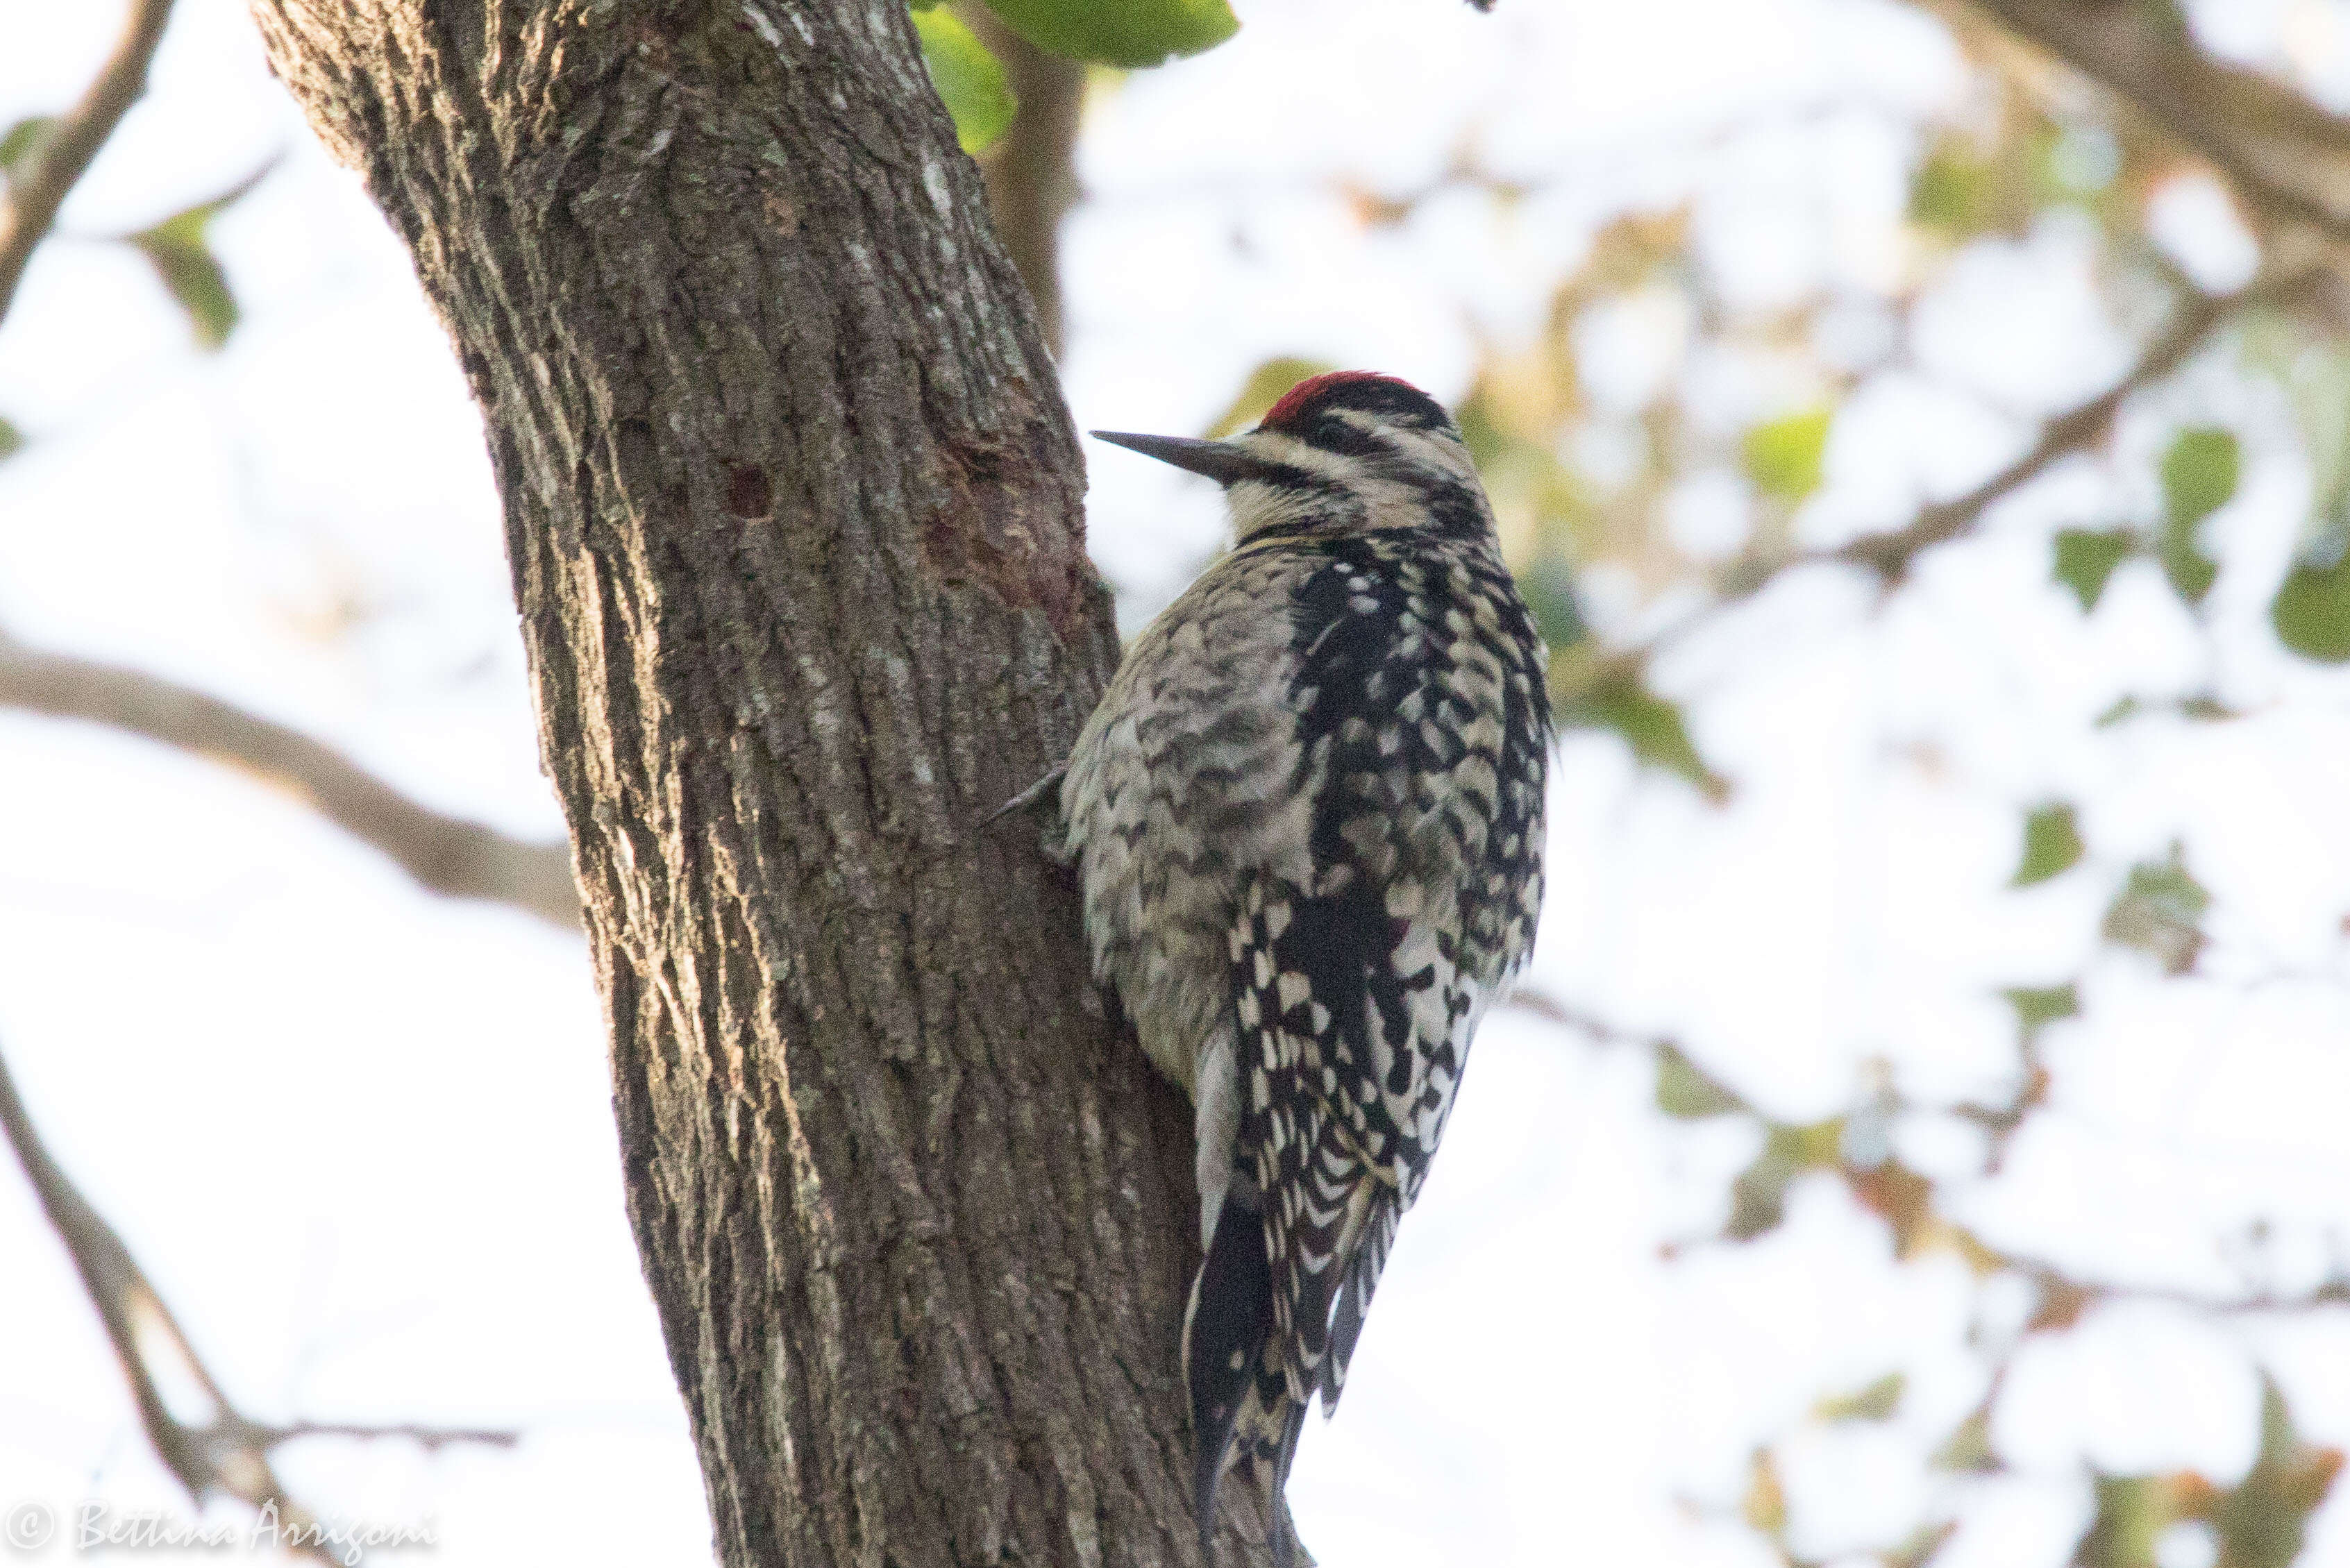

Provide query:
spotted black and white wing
left=1188, top=534, right=1550, bottom=1558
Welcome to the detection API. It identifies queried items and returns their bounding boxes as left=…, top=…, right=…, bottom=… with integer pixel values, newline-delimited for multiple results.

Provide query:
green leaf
left=2272, top=546, right=2350, bottom=662
left=0, top=115, right=57, bottom=179
left=2093, top=695, right=2141, bottom=728
left=981, top=0, right=1238, bottom=67
left=1931, top=1408, right=1997, bottom=1473
left=2160, top=542, right=2220, bottom=607
left=2052, top=528, right=2134, bottom=612
left=1450, top=385, right=1512, bottom=472
left=1743, top=405, right=1833, bottom=505
left=1815, top=1371, right=1906, bottom=1424
left=2281, top=346, right=2350, bottom=533
left=2163, top=426, right=2240, bottom=528
left=913, top=10, right=1016, bottom=155
left=1452, top=380, right=1594, bottom=551
left=1888, top=1523, right=1962, bottom=1568
left=123, top=163, right=274, bottom=351
left=1206, top=357, right=1336, bottom=439
left=2157, top=427, right=2238, bottom=606
left=1516, top=551, right=1586, bottom=650
left=1654, top=1044, right=1742, bottom=1119
left=2179, top=693, right=2241, bottom=722
left=2095, top=692, right=2240, bottom=726
left=2211, top=1374, right=2344, bottom=1568
left=1909, top=144, right=1989, bottom=233
left=132, top=233, right=235, bottom=350
left=2013, top=801, right=2085, bottom=886
left=2102, top=842, right=2210, bottom=975
left=1727, top=1120, right=1842, bottom=1240
left=2002, top=983, right=2079, bottom=1047
left=2250, top=333, right=2350, bottom=662
left=1555, top=664, right=1729, bottom=802
left=1727, top=1147, right=1795, bottom=1241
left=0, top=417, right=20, bottom=462
left=2076, top=1475, right=2175, bottom=1568
left=1742, top=1450, right=1787, bottom=1538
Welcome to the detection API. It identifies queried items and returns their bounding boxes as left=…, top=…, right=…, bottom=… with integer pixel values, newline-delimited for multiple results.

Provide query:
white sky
left=6, top=1, right=2350, bottom=1567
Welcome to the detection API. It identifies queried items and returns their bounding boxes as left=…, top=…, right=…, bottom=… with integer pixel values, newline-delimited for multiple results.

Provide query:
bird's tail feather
left=1319, top=1190, right=1400, bottom=1412
left=1185, top=1181, right=1275, bottom=1560
left=1191, top=1179, right=1397, bottom=1561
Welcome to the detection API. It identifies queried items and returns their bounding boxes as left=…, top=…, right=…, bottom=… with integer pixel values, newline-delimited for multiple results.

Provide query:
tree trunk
left=249, top=3, right=1242, bottom=1563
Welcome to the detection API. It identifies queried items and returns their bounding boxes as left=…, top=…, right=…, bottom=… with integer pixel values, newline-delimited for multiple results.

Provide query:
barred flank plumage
left=1062, top=372, right=1550, bottom=1564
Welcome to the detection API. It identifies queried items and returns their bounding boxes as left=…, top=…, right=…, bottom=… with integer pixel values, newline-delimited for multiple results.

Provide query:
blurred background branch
left=966, top=6, right=1086, bottom=359
left=0, top=628, right=578, bottom=929
left=0, top=0, right=573, bottom=928
left=0, top=1036, right=517, bottom=1553
left=1605, top=267, right=2264, bottom=682
left=0, top=0, right=171, bottom=316
left=1960, top=0, right=2350, bottom=242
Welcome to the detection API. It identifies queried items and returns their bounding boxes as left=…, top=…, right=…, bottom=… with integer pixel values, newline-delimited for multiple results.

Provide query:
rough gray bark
left=247, top=3, right=1250, bottom=1564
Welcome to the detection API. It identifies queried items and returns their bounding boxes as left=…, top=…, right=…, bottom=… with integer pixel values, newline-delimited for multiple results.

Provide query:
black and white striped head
left=1093, top=371, right=1491, bottom=545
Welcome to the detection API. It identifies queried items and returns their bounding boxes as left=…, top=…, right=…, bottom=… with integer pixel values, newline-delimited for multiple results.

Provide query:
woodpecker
left=1061, top=371, right=1551, bottom=1562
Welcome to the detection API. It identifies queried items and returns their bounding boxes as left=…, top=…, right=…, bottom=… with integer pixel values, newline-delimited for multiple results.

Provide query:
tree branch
left=1588, top=267, right=2306, bottom=689
left=0, top=627, right=579, bottom=929
left=0, top=6, right=564, bottom=930
left=966, top=8, right=1084, bottom=359
left=1958, top=0, right=2350, bottom=244
left=1513, top=989, right=2350, bottom=1325
left=0, top=1034, right=516, bottom=1553
left=0, top=0, right=176, bottom=319
left=1826, top=275, right=2241, bottom=581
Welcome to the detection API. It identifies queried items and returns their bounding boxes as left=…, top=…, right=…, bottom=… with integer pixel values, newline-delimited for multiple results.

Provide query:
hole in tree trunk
left=725, top=463, right=773, bottom=521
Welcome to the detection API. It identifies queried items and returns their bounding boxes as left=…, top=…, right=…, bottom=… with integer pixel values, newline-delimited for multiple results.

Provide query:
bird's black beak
left=1091, top=430, right=1272, bottom=487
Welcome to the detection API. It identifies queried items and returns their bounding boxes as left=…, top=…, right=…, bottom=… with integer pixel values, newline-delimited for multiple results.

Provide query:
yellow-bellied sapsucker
left=1062, top=372, right=1551, bottom=1562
